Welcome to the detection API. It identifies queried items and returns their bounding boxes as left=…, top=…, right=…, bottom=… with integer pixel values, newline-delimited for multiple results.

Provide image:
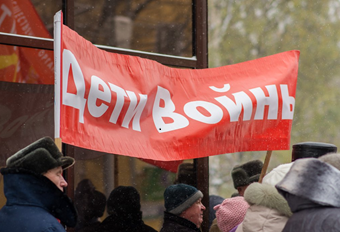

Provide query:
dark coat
left=76, top=220, right=102, bottom=232
left=276, top=158, right=340, bottom=232
left=209, top=195, right=224, bottom=228
left=160, top=211, right=201, bottom=232
left=98, top=185, right=157, bottom=232
left=279, top=196, right=340, bottom=232
left=99, top=213, right=157, bottom=232
left=0, top=168, right=77, bottom=232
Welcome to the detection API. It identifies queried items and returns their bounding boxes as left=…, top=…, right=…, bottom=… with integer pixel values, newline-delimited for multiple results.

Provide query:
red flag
left=0, top=0, right=54, bottom=84
left=54, top=12, right=299, bottom=161
left=141, top=159, right=183, bottom=173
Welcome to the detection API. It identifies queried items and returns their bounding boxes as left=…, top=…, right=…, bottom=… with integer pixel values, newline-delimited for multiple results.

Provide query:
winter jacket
left=0, top=168, right=77, bottom=232
left=99, top=213, right=157, bottom=232
left=160, top=211, right=201, bottom=232
left=276, top=158, right=340, bottom=232
left=236, top=183, right=291, bottom=232
left=209, top=218, right=221, bottom=232
left=76, top=220, right=101, bottom=232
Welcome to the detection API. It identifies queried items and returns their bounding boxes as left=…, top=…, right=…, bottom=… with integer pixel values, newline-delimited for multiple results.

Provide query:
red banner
left=55, top=12, right=299, bottom=161
left=0, top=0, right=54, bottom=84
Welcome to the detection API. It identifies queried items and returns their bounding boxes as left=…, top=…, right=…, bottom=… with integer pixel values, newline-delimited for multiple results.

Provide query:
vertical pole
left=63, top=0, right=75, bottom=29
left=259, top=150, right=272, bottom=183
left=195, top=158, right=209, bottom=232
left=64, top=144, right=75, bottom=232
left=54, top=11, right=62, bottom=141
left=54, top=138, right=62, bottom=152
left=194, top=0, right=209, bottom=231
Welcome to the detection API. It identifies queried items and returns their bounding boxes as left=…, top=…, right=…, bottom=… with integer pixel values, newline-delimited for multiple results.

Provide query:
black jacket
left=99, top=212, right=157, bottom=232
left=276, top=158, right=340, bottom=232
left=160, top=211, right=201, bottom=232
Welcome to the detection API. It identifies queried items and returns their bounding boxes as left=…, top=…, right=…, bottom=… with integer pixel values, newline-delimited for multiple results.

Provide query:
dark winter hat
left=231, top=160, right=263, bottom=189
left=164, top=183, right=203, bottom=215
left=74, top=179, right=106, bottom=221
left=6, top=136, right=75, bottom=174
left=174, top=162, right=197, bottom=187
left=107, top=186, right=141, bottom=215
left=291, top=142, right=337, bottom=161
left=92, top=190, right=107, bottom=218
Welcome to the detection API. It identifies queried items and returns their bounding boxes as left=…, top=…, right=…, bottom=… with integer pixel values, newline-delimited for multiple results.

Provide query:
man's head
left=164, top=183, right=205, bottom=228
left=107, top=186, right=141, bottom=215
left=5, top=136, right=75, bottom=191
left=231, top=160, right=263, bottom=196
left=74, top=179, right=107, bottom=221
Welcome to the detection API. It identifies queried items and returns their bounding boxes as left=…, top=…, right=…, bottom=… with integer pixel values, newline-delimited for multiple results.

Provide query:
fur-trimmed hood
left=276, top=158, right=340, bottom=209
left=244, top=182, right=292, bottom=217
left=236, top=183, right=291, bottom=232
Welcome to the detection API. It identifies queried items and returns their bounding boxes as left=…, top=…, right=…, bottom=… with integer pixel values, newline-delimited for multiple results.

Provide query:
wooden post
left=54, top=138, right=62, bottom=152
left=195, top=157, right=209, bottom=232
left=259, top=150, right=272, bottom=183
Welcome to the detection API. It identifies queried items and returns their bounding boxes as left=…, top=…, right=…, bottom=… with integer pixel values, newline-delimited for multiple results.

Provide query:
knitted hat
left=164, top=184, right=203, bottom=215
left=107, top=186, right=141, bottom=215
left=214, top=196, right=249, bottom=232
left=291, top=142, right=337, bottom=161
left=231, top=160, right=263, bottom=189
left=6, top=136, right=75, bottom=174
left=262, top=162, right=293, bottom=186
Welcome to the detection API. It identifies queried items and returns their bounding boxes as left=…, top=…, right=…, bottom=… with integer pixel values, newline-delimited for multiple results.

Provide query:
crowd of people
left=1, top=137, right=340, bottom=232
left=210, top=141, right=339, bottom=232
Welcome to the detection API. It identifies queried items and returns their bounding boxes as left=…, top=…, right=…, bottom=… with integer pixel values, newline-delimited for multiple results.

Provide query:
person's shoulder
left=1, top=204, right=58, bottom=220
left=142, top=224, right=158, bottom=232
left=285, top=207, right=340, bottom=232
left=321, top=207, right=340, bottom=221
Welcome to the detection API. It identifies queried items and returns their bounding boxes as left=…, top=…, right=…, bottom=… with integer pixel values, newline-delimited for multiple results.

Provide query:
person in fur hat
left=99, top=186, right=157, bottom=232
left=235, top=163, right=293, bottom=232
left=0, top=136, right=77, bottom=232
left=276, top=153, right=340, bottom=232
left=231, top=160, right=263, bottom=196
left=160, top=183, right=206, bottom=232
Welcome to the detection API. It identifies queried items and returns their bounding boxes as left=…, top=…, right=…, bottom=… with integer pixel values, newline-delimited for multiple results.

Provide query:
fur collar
left=276, top=158, right=340, bottom=208
left=244, top=182, right=292, bottom=217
